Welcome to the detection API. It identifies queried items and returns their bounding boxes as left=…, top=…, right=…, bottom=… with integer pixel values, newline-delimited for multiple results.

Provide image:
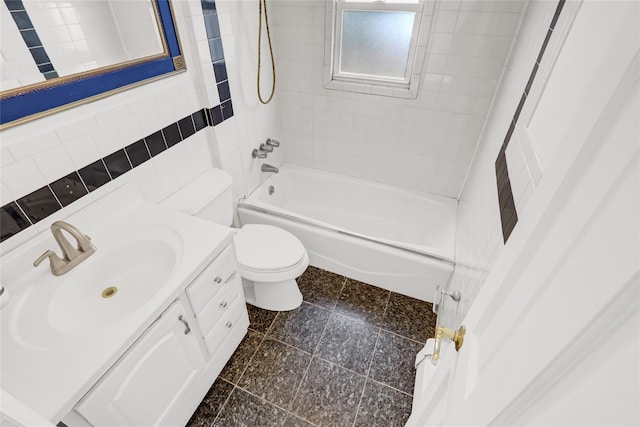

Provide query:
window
left=325, top=0, right=429, bottom=98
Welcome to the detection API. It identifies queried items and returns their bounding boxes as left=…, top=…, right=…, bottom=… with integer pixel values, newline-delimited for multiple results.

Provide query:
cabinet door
left=76, top=301, right=205, bottom=426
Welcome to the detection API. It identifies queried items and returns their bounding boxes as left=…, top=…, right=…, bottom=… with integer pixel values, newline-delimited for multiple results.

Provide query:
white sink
left=48, top=239, right=177, bottom=335
left=8, top=224, right=183, bottom=351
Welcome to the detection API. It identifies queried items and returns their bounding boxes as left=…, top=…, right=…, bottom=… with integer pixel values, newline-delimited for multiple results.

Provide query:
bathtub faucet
left=261, top=164, right=279, bottom=173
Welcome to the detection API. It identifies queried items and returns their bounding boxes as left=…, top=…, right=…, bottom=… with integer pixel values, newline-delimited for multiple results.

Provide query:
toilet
left=163, top=168, right=307, bottom=311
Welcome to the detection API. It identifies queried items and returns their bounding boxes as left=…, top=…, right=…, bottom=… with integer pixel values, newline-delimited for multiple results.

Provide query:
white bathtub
left=237, top=163, right=456, bottom=302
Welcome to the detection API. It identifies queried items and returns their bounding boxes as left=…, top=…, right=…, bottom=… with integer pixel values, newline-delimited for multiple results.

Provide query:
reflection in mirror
left=0, top=0, right=184, bottom=129
left=1, top=0, right=165, bottom=91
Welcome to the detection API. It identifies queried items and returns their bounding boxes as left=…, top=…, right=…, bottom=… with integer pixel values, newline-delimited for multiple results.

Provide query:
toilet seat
left=234, top=224, right=308, bottom=282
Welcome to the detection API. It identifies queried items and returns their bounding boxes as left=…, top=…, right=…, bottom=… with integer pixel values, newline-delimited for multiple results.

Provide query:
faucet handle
left=252, top=149, right=268, bottom=159
left=259, top=144, right=274, bottom=153
left=265, top=138, right=280, bottom=147
left=34, top=250, right=57, bottom=267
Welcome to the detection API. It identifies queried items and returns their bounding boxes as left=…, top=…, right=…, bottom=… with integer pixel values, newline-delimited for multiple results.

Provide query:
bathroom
left=1, top=0, right=638, bottom=425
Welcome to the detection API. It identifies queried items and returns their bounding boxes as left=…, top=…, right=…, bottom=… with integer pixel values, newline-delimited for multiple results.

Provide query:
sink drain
left=102, top=286, right=118, bottom=298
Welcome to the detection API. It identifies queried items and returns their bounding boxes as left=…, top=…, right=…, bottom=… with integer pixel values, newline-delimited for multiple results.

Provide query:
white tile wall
left=441, top=0, right=570, bottom=328
left=0, top=1, right=223, bottom=253
left=212, top=0, right=285, bottom=202
left=271, top=0, right=525, bottom=198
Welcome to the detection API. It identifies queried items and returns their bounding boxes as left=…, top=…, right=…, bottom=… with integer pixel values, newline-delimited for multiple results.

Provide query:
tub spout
left=261, top=164, right=279, bottom=173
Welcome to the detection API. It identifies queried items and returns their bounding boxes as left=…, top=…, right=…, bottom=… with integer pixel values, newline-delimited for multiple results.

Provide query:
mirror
left=0, top=0, right=185, bottom=129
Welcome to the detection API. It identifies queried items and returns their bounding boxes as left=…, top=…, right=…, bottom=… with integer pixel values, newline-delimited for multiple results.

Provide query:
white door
left=409, top=2, right=640, bottom=425
left=76, top=301, right=206, bottom=426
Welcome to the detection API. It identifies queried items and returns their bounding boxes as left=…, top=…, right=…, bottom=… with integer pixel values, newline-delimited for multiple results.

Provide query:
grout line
left=211, top=381, right=237, bottom=425
left=288, top=311, right=332, bottom=412
left=352, top=326, right=382, bottom=427
left=230, top=383, right=321, bottom=427
left=365, top=376, right=414, bottom=397
left=222, top=325, right=268, bottom=387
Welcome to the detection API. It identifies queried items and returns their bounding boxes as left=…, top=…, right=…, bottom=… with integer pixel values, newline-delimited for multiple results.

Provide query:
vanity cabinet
left=74, top=301, right=205, bottom=426
left=66, top=241, right=250, bottom=427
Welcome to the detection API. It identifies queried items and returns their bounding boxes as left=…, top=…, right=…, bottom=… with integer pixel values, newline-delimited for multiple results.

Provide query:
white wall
left=270, top=0, right=525, bottom=198
left=442, top=0, right=580, bottom=327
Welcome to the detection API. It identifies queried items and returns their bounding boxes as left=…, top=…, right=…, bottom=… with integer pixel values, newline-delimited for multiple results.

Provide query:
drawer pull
left=214, top=276, right=222, bottom=284
left=225, top=321, right=233, bottom=328
left=178, top=315, right=191, bottom=335
left=219, top=301, right=228, bottom=309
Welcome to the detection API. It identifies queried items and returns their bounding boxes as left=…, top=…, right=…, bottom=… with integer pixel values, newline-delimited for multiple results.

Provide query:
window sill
left=323, top=76, right=420, bottom=99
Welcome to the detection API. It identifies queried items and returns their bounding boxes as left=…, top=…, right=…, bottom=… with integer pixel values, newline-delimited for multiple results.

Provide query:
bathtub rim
left=237, top=202, right=455, bottom=265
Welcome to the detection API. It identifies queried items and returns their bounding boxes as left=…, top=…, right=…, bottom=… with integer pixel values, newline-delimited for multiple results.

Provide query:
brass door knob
left=431, top=325, right=466, bottom=365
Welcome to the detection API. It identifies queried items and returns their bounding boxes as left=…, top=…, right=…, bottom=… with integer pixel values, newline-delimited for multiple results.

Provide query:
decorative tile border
left=201, top=0, right=234, bottom=121
left=1, top=0, right=236, bottom=244
left=3, top=0, right=59, bottom=79
left=1, top=109, right=206, bottom=242
left=495, top=0, right=565, bottom=243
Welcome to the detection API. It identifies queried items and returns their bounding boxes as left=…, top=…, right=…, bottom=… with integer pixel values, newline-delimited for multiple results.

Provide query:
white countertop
left=0, top=185, right=233, bottom=423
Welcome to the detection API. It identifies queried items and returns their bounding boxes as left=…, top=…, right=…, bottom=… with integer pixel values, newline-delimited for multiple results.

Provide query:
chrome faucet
left=33, top=221, right=96, bottom=276
left=261, top=164, right=279, bottom=173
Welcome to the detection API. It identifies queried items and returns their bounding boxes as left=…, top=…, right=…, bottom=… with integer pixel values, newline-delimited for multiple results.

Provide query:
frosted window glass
left=340, top=10, right=415, bottom=79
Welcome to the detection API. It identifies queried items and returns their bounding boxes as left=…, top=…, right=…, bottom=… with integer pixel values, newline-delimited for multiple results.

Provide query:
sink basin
left=8, top=224, right=183, bottom=350
left=48, top=239, right=176, bottom=335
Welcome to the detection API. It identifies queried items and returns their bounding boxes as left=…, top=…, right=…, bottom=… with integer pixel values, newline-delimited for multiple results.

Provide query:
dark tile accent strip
left=211, top=105, right=223, bottom=126
left=145, top=130, right=167, bottom=157
left=4, top=0, right=25, bottom=11
left=217, top=81, right=231, bottom=102
left=162, top=123, right=182, bottom=148
left=221, top=100, right=234, bottom=120
left=2, top=0, right=236, bottom=244
left=0, top=202, right=31, bottom=242
left=50, top=172, right=88, bottom=207
left=4, top=1, right=59, bottom=80
left=16, top=186, right=61, bottom=225
left=103, top=149, right=132, bottom=179
left=78, top=160, right=110, bottom=192
left=213, top=60, right=228, bottom=82
left=178, top=115, right=196, bottom=140
left=125, top=140, right=151, bottom=167
left=495, top=0, right=562, bottom=243
left=192, top=109, right=208, bottom=131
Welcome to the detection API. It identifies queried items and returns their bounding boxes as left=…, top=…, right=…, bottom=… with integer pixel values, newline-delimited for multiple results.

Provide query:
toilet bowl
left=235, top=224, right=307, bottom=311
left=162, top=168, right=307, bottom=311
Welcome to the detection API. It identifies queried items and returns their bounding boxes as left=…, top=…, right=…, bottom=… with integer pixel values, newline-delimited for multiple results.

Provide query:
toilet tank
left=162, top=168, right=234, bottom=226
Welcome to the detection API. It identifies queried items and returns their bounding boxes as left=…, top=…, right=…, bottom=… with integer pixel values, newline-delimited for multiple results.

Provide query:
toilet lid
left=234, top=224, right=306, bottom=272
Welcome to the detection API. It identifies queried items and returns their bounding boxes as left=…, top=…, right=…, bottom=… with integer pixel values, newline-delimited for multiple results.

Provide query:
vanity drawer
left=204, top=297, right=246, bottom=356
left=196, top=275, right=242, bottom=337
left=186, top=245, right=236, bottom=315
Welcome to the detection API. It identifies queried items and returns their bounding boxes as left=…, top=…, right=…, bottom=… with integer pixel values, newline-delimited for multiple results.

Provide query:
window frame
left=324, top=0, right=432, bottom=98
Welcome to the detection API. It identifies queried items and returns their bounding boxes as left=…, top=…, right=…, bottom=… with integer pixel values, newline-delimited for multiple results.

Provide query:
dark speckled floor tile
left=354, top=380, right=413, bottom=427
left=291, top=358, right=366, bottom=427
left=297, top=266, right=346, bottom=310
left=334, top=279, right=390, bottom=326
left=268, top=302, right=331, bottom=353
left=238, top=338, right=312, bottom=408
left=283, top=414, right=317, bottom=427
left=369, top=330, right=422, bottom=394
left=187, top=378, right=234, bottom=426
left=212, top=387, right=287, bottom=427
left=315, top=313, right=379, bottom=375
left=247, top=303, right=278, bottom=333
left=219, top=329, right=264, bottom=384
left=382, top=293, right=436, bottom=343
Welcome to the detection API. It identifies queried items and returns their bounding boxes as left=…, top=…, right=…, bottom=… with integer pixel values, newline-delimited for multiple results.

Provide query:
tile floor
left=188, top=266, right=436, bottom=427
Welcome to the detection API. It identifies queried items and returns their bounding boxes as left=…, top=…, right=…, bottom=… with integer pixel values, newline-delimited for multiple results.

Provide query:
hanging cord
left=257, top=0, right=276, bottom=104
